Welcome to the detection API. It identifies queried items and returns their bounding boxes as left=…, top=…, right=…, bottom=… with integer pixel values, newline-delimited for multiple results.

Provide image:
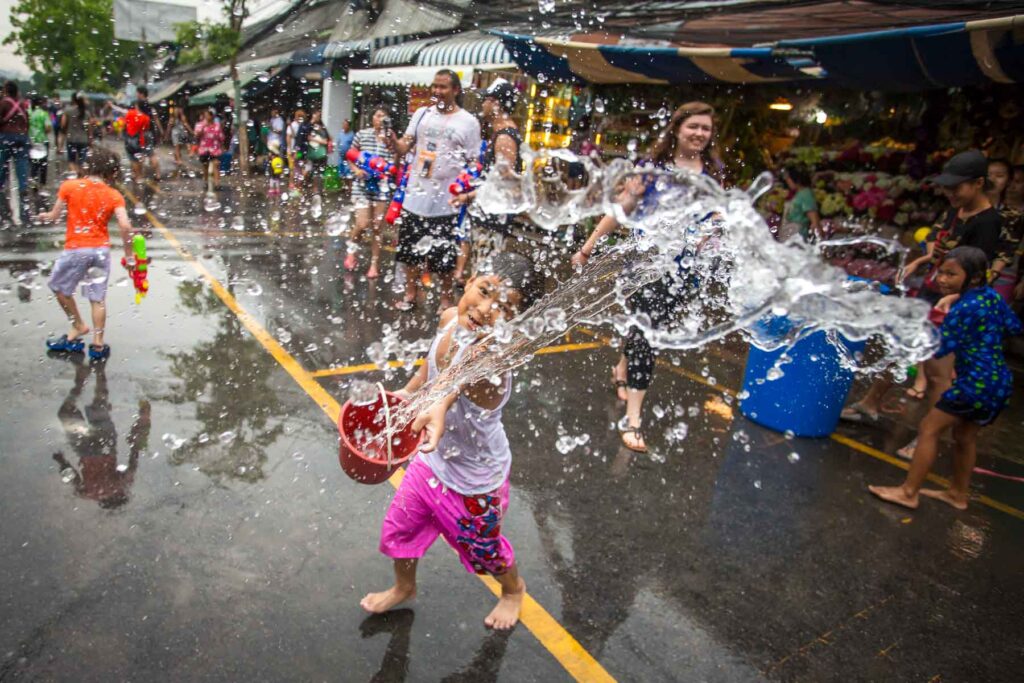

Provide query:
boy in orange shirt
left=37, top=146, right=135, bottom=360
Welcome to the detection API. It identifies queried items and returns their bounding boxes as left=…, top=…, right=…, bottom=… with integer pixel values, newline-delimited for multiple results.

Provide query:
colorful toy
left=913, top=226, right=931, bottom=248
left=448, top=141, right=488, bottom=226
left=112, top=117, right=125, bottom=134
left=345, top=148, right=403, bottom=180
left=270, top=155, right=284, bottom=175
left=121, top=234, right=150, bottom=304
left=385, top=168, right=409, bottom=225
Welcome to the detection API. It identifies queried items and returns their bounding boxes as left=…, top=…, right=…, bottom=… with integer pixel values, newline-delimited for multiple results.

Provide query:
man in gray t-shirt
left=390, top=69, right=481, bottom=311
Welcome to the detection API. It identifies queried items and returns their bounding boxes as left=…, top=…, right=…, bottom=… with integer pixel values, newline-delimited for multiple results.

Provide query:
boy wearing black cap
left=450, top=78, right=523, bottom=282
left=901, top=149, right=1002, bottom=303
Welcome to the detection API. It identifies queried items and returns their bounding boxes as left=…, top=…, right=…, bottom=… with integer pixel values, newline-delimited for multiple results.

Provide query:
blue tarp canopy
left=496, top=14, right=1024, bottom=91
left=777, top=16, right=1024, bottom=90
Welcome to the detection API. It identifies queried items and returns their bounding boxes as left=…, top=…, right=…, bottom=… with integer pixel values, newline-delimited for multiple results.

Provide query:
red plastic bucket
left=338, top=390, right=422, bottom=485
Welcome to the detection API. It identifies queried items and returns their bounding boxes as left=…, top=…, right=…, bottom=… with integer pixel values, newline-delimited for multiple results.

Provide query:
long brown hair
left=649, top=101, right=716, bottom=168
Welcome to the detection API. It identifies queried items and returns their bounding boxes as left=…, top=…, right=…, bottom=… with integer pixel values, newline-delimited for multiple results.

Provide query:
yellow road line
left=126, top=190, right=615, bottom=683
left=310, top=342, right=606, bottom=379
left=571, top=328, right=1024, bottom=521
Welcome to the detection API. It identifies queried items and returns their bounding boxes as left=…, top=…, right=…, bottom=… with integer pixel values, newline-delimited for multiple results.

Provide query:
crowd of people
left=7, top=67, right=1023, bottom=632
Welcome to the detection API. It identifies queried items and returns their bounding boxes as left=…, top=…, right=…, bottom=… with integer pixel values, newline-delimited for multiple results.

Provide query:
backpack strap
left=1, top=97, right=26, bottom=124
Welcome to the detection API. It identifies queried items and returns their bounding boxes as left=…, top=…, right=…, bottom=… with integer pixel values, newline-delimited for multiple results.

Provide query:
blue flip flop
left=88, top=344, right=111, bottom=361
left=46, top=334, right=86, bottom=353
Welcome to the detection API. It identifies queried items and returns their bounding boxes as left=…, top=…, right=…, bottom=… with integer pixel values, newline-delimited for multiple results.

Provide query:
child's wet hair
left=476, top=252, right=543, bottom=311
left=81, top=146, right=122, bottom=183
left=944, top=246, right=988, bottom=291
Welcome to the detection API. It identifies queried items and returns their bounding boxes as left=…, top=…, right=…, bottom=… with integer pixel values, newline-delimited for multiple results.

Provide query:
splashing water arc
left=378, top=145, right=938, bottom=440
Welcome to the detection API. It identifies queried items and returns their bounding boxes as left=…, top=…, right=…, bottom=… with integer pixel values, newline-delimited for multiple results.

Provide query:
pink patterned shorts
left=379, top=456, right=515, bottom=575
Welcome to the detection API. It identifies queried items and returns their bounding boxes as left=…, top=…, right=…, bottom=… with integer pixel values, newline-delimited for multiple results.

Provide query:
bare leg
left=402, top=264, right=419, bottom=305
left=921, top=419, right=979, bottom=510
left=438, top=272, right=454, bottom=310
left=898, top=355, right=955, bottom=457
left=453, top=242, right=470, bottom=284
left=612, top=354, right=628, bottom=401
left=869, top=407, right=959, bottom=509
left=55, top=292, right=89, bottom=339
left=347, top=206, right=370, bottom=270
left=368, top=203, right=385, bottom=275
left=360, top=559, right=417, bottom=613
left=622, top=388, right=648, bottom=451
left=89, top=300, right=107, bottom=348
left=484, top=566, right=525, bottom=630
left=857, top=376, right=893, bottom=415
left=907, top=361, right=927, bottom=397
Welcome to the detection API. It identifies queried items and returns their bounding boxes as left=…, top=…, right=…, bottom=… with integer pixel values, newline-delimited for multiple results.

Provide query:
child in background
left=869, top=246, right=1023, bottom=510
left=267, top=141, right=284, bottom=197
left=37, top=146, right=135, bottom=361
left=361, top=253, right=543, bottom=630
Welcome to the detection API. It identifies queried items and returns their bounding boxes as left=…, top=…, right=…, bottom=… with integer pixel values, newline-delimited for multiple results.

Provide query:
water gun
left=385, top=167, right=409, bottom=225
left=449, top=141, right=487, bottom=227
left=345, top=149, right=402, bottom=180
left=121, top=234, right=150, bottom=304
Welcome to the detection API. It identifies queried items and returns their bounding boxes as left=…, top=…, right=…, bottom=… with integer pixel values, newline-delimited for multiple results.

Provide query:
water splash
left=380, top=146, right=937, bottom=441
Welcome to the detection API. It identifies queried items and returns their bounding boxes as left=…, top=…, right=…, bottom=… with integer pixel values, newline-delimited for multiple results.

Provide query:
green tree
left=172, top=20, right=240, bottom=67
left=5, top=0, right=142, bottom=92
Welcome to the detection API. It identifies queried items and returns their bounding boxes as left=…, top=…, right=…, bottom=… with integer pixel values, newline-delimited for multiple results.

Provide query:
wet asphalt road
left=1, top=152, right=1023, bottom=682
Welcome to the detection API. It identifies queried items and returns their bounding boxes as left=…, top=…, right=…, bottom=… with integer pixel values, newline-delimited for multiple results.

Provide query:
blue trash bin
left=739, top=319, right=864, bottom=438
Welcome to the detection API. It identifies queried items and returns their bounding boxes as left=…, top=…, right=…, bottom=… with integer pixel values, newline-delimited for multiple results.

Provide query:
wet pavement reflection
left=1, top=159, right=1022, bottom=681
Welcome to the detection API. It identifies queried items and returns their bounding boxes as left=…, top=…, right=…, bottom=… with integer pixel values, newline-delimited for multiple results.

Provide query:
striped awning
left=417, top=33, right=513, bottom=67
left=497, top=33, right=811, bottom=85
left=370, top=37, right=445, bottom=66
left=349, top=65, right=478, bottom=87
left=323, top=35, right=411, bottom=61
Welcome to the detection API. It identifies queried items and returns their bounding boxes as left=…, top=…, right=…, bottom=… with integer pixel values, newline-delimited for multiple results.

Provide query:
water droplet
left=219, top=430, right=236, bottom=444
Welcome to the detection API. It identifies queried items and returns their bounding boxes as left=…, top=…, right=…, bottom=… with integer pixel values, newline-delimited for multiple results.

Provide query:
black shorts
left=125, top=141, right=154, bottom=160
left=198, top=153, right=216, bottom=164
left=66, top=142, right=89, bottom=164
left=396, top=211, right=459, bottom=273
left=935, top=393, right=1002, bottom=426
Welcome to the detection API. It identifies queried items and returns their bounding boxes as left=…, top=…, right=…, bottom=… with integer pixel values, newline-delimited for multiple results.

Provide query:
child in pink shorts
left=360, top=253, right=542, bottom=630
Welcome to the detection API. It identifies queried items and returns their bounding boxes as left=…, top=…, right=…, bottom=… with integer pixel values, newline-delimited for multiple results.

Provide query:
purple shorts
left=380, top=456, right=515, bottom=575
left=48, top=247, right=110, bottom=302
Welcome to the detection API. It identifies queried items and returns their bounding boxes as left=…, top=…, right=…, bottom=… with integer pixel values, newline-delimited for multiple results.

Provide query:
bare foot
left=484, top=578, right=525, bottom=630
left=868, top=484, right=919, bottom=509
left=360, top=584, right=416, bottom=614
left=896, top=438, right=917, bottom=461
left=68, top=324, right=90, bottom=341
left=920, top=488, right=969, bottom=510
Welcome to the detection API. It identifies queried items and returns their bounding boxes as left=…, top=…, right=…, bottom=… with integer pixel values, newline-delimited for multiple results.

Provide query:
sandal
left=618, top=421, right=648, bottom=453
left=612, top=380, right=628, bottom=402
left=46, top=334, right=85, bottom=353
left=88, top=344, right=110, bottom=361
left=366, top=264, right=380, bottom=279
left=839, top=404, right=879, bottom=423
left=904, top=387, right=926, bottom=400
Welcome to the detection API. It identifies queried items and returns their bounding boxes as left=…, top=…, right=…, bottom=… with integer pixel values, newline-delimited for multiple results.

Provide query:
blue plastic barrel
left=739, top=320, right=864, bottom=438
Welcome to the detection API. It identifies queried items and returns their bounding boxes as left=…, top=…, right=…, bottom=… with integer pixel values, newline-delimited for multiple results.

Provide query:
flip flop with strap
left=46, top=334, right=85, bottom=353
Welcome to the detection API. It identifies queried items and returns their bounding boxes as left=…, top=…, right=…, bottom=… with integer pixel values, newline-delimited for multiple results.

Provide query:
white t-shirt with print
left=402, top=106, right=481, bottom=217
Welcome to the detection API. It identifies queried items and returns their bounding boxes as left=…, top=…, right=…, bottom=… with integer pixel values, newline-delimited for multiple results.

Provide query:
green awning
left=188, top=72, right=259, bottom=107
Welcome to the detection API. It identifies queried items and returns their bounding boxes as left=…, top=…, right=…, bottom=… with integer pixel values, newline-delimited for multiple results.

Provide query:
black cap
left=484, top=79, right=518, bottom=113
left=932, top=149, right=988, bottom=187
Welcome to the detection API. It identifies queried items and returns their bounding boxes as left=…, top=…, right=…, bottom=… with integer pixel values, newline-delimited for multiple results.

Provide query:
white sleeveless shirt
left=419, top=319, right=512, bottom=495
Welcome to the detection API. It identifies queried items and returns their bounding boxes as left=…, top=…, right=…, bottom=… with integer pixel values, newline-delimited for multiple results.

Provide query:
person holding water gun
left=344, top=107, right=397, bottom=279
left=388, top=70, right=481, bottom=311
left=36, top=147, right=136, bottom=361
left=449, top=78, right=523, bottom=285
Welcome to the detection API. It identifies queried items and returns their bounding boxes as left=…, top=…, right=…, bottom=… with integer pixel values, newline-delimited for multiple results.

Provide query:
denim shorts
left=49, top=247, right=110, bottom=302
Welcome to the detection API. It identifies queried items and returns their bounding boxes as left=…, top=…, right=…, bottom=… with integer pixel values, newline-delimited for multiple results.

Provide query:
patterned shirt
left=937, top=286, right=1023, bottom=412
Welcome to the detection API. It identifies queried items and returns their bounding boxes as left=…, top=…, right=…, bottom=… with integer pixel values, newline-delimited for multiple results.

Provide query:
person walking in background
left=286, top=109, right=305, bottom=190
left=0, top=80, right=32, bottom=225
left=303, top=110, right=329, bottom=194
left=779, top=165, right=821, bottom=242
left=61, top=92, right=91, bottom=177
left=169, top=104, right=193, bottom=176
left=193, top=109, right=225, bottom=195
left=129, top=86, right=164, bottom=184
left=345, top=107, right=394, bottom=279
left=390, top=69, right=482, bottom=311
left=28, top=94, right=52, bottom=204
left=336, top=118, right=355, bottom=179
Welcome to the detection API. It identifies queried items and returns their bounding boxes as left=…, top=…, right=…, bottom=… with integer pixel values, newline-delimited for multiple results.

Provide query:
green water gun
left=122, top=234, right=150, bottom=304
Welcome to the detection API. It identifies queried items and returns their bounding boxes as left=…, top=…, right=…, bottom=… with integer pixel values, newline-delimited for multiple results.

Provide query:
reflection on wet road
left=1, top=165, right=1022, bottom=681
